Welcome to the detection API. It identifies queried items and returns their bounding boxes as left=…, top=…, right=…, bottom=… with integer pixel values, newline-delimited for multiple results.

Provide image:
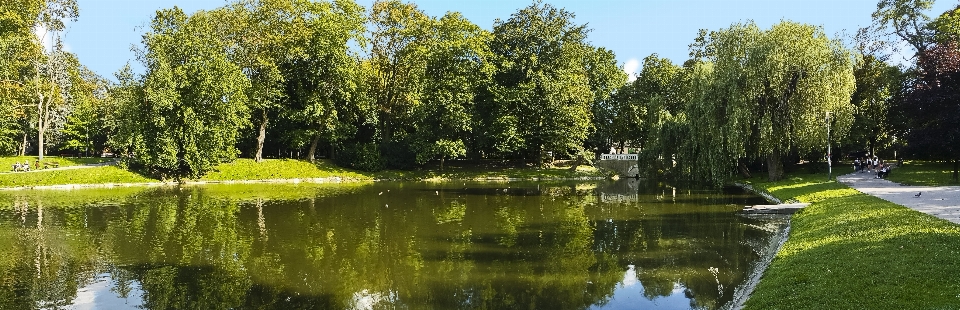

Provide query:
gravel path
left=837, top=171, right=960, bottom=224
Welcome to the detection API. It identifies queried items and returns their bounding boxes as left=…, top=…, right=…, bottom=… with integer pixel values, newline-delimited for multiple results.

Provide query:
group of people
left=853, top=156, right=891, bottom=179
left=10, top=161, right=31, bottom=172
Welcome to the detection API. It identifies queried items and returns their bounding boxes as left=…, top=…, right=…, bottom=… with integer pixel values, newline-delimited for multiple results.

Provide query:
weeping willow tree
left=687, top=21, right=856, bottom=184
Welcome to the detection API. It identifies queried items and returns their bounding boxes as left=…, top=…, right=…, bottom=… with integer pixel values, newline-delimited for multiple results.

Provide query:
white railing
left=600, top=154, right=638, bottom=160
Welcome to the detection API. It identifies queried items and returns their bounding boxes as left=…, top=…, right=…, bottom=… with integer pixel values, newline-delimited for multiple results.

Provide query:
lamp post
left=826, top=112, right=832, bottom=181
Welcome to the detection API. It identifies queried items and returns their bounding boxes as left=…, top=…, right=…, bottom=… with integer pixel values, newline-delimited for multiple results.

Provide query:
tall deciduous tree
left=60, top=65, right=109, bottom=156
left=409, top=12, right=492, bottom=169
left=365, top=0, right=430, bottom=149
left=1, top=0, right=79, bottom=160
left=634, top=55, right=689, bottom=176
left=904, top=41, right=960, bottom=181
left=226, top=0, right=364, bottom=162
left=844, top=54, right=902, bottom=156
left=0, top=0, right=43, bottom=155
left=275, top=0, right=367, bottom=163
left=872, top=0, right=935, bottom=56
left=484, top=1, right=595, bottom=163
left=583, top=47, right=627, bottom=159
left=688, top=21, right=856, bottom=183
left=123, top=7, right=250, bottom=179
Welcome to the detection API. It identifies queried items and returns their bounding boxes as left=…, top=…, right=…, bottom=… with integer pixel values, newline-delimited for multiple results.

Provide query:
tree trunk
left=254, top=110, right=268, bottom=162
left=19, top=132, right=26, bottom=156
left=953, top=159, right=958, bottom=183
left=738, top=157, right=752, bottom=178
left=440, top=157, right=445, bottom=171
left=307, top=135, right=320, bottom=163
left=36, top=91, right=46, bottom=162
left=37, top=117, right=44, bottom=162
left=766, top=149, right=783, bottom=182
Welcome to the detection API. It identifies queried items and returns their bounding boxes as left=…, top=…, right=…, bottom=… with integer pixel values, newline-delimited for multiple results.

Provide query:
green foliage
left=872, top=0, right=935, bottom=53
left=199, top=158, right=370, bottom=181
left=60, top=66, right=110, bottom=155
left=745, top=171, right=960, bottom=309
left=482, top=1, right=598, bottom=160
left=687, top=21, right=856, bottom=184
left=931, top=4, right=960, bottom=44
left=335, top=142, right=385, bottom=172
left=120, top=7, right=251, bottom=179
left=843, top=54, right=902, bottom=154
left=583, top=47, right=628, bottom=156
left=408, top=11, right=492, bottom=166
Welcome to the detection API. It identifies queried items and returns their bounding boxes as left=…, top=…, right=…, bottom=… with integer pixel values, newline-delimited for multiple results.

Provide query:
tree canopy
left=688, top=21, right=856, bottom=183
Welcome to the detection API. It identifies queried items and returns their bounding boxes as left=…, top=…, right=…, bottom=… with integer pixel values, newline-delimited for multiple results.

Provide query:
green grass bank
left=885, top=160, right=960, bottom=186
left=742, top=170, right=960, bottom=309
left=0, top=157, right=608, bottom=189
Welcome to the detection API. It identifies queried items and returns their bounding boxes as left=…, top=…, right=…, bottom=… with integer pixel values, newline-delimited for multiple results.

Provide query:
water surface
left=0, top=179, right=783, bottom=309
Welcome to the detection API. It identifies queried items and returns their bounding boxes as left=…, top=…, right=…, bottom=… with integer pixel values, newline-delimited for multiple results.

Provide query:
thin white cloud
left=623, top=58, right=640, bottom=82
left=34, top=26, right=53, bottom=52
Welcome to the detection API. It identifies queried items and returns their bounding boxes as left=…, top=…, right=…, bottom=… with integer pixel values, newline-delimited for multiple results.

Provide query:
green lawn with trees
left=3, top=0, right=960, bottom=307
left=4, top=0, right=957, bottom=185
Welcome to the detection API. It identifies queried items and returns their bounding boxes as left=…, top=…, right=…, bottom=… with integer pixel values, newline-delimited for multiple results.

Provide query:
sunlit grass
left=0, top=157, right=610, bottom=188
left=885, top=160, right=959, bottom=186
left=743, top=170, right=960, bottom=309
left=0, top=156, right=113, bottom=172
left=199, top=159, right=372, bottom=181
left=0, top=166, right=158, bottom=187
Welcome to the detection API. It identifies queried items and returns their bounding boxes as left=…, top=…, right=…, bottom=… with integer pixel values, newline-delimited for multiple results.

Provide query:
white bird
left=435, top=190, right=439, bottom=195
left=379, top=191, right=383, bottom=195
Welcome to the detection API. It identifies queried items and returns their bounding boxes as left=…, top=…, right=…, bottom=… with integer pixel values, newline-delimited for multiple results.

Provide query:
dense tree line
left=1, top=0, right=958, bottom=183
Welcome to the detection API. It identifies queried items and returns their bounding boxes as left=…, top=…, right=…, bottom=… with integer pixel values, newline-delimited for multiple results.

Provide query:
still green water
left=0, top=179, right=783, bottom=310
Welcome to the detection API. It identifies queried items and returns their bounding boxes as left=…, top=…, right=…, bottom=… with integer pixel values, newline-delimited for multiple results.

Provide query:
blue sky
left=62, top=0, right=957, bottom=81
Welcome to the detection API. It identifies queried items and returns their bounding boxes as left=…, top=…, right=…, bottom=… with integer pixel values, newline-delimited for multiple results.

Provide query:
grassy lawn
left=742, top=170, right=960, bottom=309
left=0, top=157, right=610, bottom=188
left=885, top=160, right=960, bottom=186
left=200, top=158, right=371, bottom=181
left=0, top=166, right=158, bottom=187
left=0, top=156, right=113, bottom=172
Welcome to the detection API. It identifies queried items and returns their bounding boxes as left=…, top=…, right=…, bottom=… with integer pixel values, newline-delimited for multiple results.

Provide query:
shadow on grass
left=886, top=161, right=960, bottom=186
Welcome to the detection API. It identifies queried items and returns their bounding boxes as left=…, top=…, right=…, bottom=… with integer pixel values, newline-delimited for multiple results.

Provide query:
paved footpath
left=837, top=171, right=960, bottom=224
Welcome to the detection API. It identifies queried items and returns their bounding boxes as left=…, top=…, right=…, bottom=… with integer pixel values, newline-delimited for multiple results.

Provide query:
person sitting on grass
left=12, top=162, right=20, bottom=172
left=22, top=161, right=29, bottom=172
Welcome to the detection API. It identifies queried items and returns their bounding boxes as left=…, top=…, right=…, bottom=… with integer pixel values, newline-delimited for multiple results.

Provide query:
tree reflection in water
left=0, top=180, right=783, bottom=309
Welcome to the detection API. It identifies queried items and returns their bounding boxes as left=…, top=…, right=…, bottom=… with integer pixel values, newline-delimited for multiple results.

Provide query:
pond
left=0, top=179, right=785, bottom=310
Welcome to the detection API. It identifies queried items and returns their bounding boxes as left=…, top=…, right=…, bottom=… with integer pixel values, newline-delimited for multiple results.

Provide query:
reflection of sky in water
left=589, top=265, right=693, bottom=310
left=69, top=274, right=142, bottom=310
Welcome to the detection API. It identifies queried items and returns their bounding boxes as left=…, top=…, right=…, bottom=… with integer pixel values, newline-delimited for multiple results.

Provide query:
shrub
left=336, top=142, right=385, bottom=172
